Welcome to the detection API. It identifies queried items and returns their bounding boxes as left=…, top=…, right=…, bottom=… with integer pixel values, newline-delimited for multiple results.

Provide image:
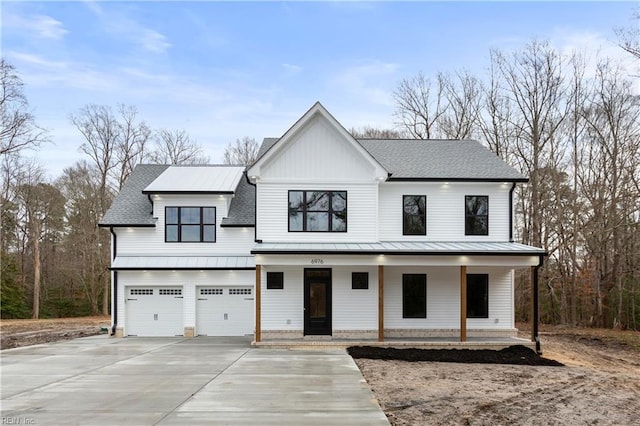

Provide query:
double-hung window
left=288, top=191, right=347, bottom=232
left=465, top=196, right=489, bottom=235
left=403, top=195, right=426, bottom=235
left=165, top=207, right=216, bottom=242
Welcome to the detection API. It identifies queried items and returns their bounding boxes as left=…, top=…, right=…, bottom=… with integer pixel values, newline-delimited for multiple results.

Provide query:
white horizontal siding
left=117, top=270, right=254, bottom=332
left=384, top=266, right=514, bottom=329
left=260, top=266, right=378, bottom=332
left=379, top=182, right=512, bottom=241
left=260, top=115, right=376, bottom=180
left=467, top=266, right=514, bottom=329
left=256, top=183, right=378, bottom=243
left=116, top=193, right=255, bottom=256
left=261, top=267, right=303, bottom=331
left=332, top=266, right=378, bottom=331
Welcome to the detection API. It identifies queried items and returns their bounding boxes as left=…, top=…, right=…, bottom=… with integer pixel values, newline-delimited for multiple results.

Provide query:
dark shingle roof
left=221, top=174, right=255, bottom=227
left=100, top=164, right=169, bottom=227
left=360, top=139, right=527, bottom=181
left=256, top=137, right=278, bottom=160
left=256, top=138, right=526, bottom=181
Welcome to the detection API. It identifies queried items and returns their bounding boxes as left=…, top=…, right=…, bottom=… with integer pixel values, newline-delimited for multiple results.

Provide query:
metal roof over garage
left=251, top=241, right=546, bottom=256
left=111, top=256, right=256, bottom=270
left=143, top=165, right=245, bottom=194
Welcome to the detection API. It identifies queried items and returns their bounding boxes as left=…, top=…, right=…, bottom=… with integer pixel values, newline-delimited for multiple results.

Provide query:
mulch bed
left=347, top=345, right=564, bottom=366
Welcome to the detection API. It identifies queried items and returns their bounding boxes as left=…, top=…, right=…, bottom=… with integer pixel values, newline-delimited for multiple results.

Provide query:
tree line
left=1, top=30, right=639, bottom=329
left=0, top=58, right=256, bottom=318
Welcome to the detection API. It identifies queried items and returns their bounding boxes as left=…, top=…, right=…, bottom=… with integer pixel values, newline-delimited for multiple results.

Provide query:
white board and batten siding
left=255, top=112, right=383, bottom=243
left=115, top=194, right=255, bottom=256
left=384, top=266, right=514, bottom=330
left=379, top=182, right=512, bottom=242
left=117, top=270, right=254, bottom=336
left=257, top=114, right=379, bottom=182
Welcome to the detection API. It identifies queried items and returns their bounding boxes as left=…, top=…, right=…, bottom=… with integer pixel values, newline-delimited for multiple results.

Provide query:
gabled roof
left=99, top=164, right=169, bottom=227
left=247, top=102, right=389, bottom=179
left=144, top=166, right=245, bottom=194
left=360, top=139, right=527, bottom=182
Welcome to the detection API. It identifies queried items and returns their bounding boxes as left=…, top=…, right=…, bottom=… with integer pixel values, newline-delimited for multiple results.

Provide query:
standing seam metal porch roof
left=251, top=241, right=546, bottom=255
left=110, top=256, right=256, bottom=270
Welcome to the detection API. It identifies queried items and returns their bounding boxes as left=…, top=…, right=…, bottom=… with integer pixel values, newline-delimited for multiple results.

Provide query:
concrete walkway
left=0, top=336, right=389, bottom=425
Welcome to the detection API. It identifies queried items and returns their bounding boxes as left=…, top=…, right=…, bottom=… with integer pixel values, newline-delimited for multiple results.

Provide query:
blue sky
left=1, top=1, right=637, bottom=178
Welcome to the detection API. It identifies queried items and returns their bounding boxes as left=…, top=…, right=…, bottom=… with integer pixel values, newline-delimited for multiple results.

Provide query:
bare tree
left=350, top=126, right=407, bottom=139
left=114, top=104, right=151, bottom=190
left=58, top=161, right=111, bottom=315
left=439, top=71, right=483, bottom=139
left=492, top=40, right=571, bottom=248
left=14, top=163, right=65, bottom=318
left=223, top=136, right=259, bottom=166
left=69, top=105, right=119, bottom=213
left=393, top=72, right=448, bottom=139
left=580, top=59, right=640, bottom=327
left=614, top=8, right=640, bottom=60
left=148, top=129, right=209, bottom=165
left=0, top=59, right=47, bottom=156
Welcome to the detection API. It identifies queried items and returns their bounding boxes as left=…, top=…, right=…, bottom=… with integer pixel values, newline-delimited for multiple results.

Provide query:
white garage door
left=126, top=287, right=184, bottom=336
left=196, top=287, right=253, bottom=336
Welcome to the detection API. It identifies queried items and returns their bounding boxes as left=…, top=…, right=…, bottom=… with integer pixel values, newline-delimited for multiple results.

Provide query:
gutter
left=110, top=227, right=118, bottom=336
left=532, top=255, right=544, bottom=354
left=509, top=182, right=516, bottom=242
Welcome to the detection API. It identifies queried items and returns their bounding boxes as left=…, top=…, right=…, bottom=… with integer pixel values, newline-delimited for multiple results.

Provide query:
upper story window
left=165, top=207, right=216, bottom=242
left=465, top=196, right=488, bottom=235
left=403, top=195, right=426, bottom=235
left=288, top=191, right=347, bottom=232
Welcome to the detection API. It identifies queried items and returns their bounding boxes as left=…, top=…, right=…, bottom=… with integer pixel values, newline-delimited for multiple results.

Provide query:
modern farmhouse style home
left=100, top=102, right=546, bottom=348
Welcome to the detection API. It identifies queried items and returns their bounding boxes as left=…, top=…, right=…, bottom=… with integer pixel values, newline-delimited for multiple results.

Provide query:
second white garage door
left=196, top=286, right=253, bottom=336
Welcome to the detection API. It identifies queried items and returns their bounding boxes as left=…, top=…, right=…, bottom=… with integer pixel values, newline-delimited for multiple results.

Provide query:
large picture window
left=402, top=274, right=427, bottom=318
left=465, top=196, right=489, bottom=235
left=403, top=195, right=426, bottom=235
left=165, top=207, right=216, bottom=242
left=467, top=274, right=489, bottom=318
left=288, top=191, right=347, bottom=232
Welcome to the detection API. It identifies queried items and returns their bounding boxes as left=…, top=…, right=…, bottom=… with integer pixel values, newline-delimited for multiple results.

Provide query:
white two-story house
left=100, top=102, right=546, bottom=346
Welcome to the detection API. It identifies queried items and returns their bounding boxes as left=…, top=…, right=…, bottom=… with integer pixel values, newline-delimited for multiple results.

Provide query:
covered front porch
left=251, top=241, right=546, bottom=351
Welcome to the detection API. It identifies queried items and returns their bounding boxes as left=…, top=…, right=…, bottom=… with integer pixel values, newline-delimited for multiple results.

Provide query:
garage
left=125, top=287, right=184, bottom=336
left=196, top=286, right=254, bottom=336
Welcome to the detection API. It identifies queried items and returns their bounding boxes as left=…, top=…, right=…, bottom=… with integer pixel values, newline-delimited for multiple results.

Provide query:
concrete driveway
left=0, top=336, right=388, bottom=425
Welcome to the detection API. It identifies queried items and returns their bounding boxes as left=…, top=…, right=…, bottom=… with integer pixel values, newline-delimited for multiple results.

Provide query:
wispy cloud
left=85, top=3, right=171, bottom=54
left=3, top=13, right=69, bottom=40
left=331, top=61, right=399, bottom=106
left=282, top=63, right=303, bottom=76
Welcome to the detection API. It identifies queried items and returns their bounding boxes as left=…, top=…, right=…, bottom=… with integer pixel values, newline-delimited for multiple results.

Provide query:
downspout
left=509, top=182, right=516, bottom=242
left=110, top=228, right=118, bottom=336
left=533, top=255, right=544, bottom=354
left=244, top=171, right=260, bottom=243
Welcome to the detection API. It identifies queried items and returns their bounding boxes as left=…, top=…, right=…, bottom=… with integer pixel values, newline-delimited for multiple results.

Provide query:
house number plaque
left=310, top=258, right=324, bottom=265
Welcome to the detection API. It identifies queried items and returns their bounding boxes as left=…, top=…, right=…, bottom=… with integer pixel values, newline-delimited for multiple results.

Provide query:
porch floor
left=252, top=336, right=534, bottom=351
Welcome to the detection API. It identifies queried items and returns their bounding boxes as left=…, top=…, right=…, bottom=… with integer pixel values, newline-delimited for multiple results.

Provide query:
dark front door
left=304, top=268, right=332, bottom=335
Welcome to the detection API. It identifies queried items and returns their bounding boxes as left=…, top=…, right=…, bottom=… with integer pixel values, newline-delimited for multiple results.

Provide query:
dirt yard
left=355, top=325, right=640, bottom=425
left=2, top=319, right=638, bottom=425
left=0, top=316, right=110, bottom=349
